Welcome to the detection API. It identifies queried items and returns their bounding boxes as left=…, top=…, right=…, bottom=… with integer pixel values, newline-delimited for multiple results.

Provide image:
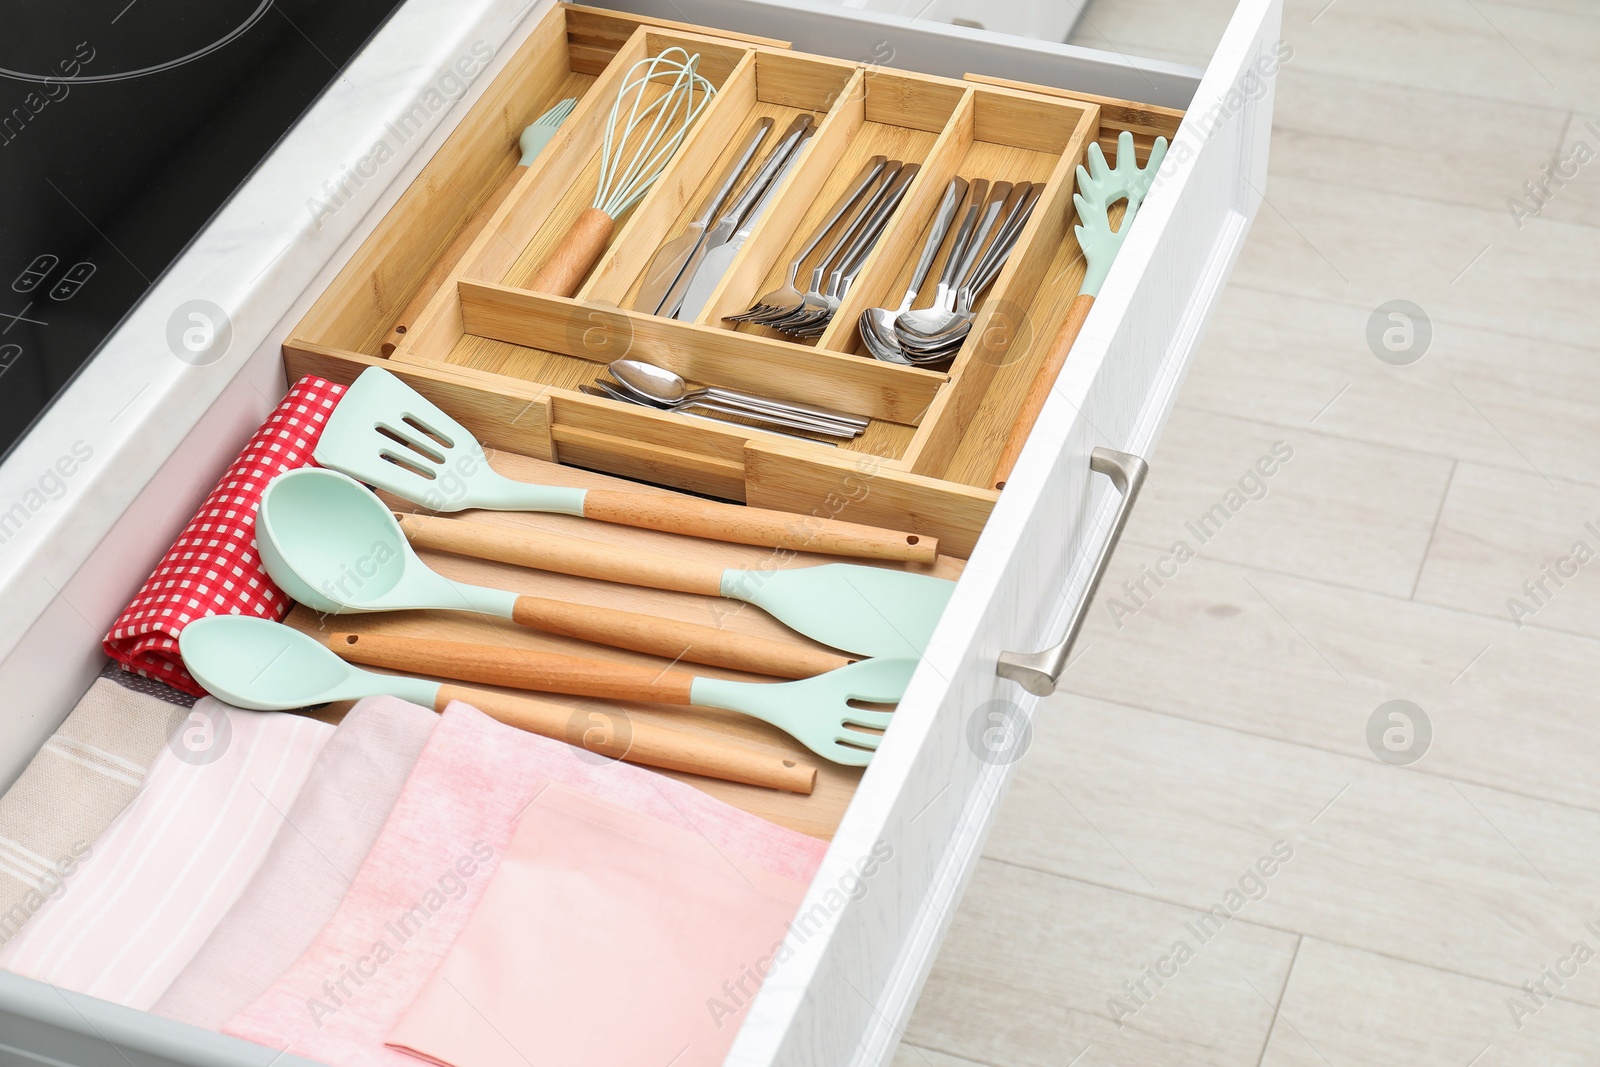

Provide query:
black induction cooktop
left=0, top=0, right=409, bottom=460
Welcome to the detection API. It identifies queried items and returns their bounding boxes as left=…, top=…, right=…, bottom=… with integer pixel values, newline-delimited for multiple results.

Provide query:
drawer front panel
left=718, top=1, right=1283, bottom=1064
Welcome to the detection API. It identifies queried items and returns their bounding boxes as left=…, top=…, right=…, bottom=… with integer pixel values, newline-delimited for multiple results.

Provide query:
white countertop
left=0, top=0, right=554, bottom=682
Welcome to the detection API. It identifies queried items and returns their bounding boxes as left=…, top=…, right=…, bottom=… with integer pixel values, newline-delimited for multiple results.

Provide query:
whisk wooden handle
left=529, top=207, right=615, bottom=297
left=508, top=594, right=852, bottom=679
left=333, top=632, right=698, bottom=704
left=431, top=683, right=816, bottom=794
left=991, top=292, right=1096, bottom=489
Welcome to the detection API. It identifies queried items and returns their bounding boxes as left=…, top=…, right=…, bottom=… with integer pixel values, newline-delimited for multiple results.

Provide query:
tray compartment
left=577, top=50, right=859, bottom=310
left=695, top=69, right=968, bottom=344
left=814, top=85, right=1100, bottom=359
left=285, top=3, right=1188, bottom=581
left=301, top=5, right=772, bottom=358
left=390, top=23, right=758, bottom=363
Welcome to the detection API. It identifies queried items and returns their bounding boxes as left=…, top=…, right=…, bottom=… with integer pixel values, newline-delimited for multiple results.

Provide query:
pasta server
left=315, top=366, right=937, bottom=562
left=179, top=617, right=815, bottom=793
left=990, top=130, right=1168, bottom=487
left=328, top=631, right=909, bottom=766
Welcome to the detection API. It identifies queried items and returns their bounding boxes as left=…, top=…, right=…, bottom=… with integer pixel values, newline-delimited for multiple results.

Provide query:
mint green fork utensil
left=329, top=629, right=907, bottom=766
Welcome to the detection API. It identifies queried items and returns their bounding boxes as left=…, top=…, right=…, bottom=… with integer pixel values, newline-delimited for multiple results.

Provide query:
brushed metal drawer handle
left=997, top=447, right=1148, bottom=696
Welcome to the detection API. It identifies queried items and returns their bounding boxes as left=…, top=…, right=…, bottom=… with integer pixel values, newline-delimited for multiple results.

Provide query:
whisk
left=529, top=48, right=716, bottom=297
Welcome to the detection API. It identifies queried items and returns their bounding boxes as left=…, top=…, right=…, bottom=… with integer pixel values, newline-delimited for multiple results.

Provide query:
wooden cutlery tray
left=285, top=3, right=1183, bottom=558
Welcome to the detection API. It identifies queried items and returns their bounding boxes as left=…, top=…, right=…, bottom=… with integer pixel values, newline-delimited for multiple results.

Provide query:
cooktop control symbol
left=0, top=345, right=20, bottom=377
left=49, top=262, right=95, bottom=302
left=12, top=255, right=57, bottom=294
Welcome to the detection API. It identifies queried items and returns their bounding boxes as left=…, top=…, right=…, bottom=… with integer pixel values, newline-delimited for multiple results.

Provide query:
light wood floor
left=896, top=1, right=1600, bottom=1063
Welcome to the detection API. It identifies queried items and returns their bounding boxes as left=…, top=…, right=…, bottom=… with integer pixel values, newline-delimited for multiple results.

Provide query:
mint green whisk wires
left=593, top=48, right=716, bottom=219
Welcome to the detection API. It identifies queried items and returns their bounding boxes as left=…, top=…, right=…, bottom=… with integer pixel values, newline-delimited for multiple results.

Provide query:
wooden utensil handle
left=581, top=489, right=938, bottom=564
left=381, top=163, right=528, bottom=357
left=434, top=683, right=815, bottom=794
left=528, top=207, right=615, bottom=297
left=398, top=512, right=726, bottom=597
left=510, top=594, right=851, bottom=679
left=332, top=632, right=697, bottom=704
left=991, top=292, right=1096, bottom=489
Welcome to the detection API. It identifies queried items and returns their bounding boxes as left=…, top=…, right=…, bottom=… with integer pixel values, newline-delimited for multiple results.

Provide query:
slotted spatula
left=317, top=367, right=936, bottom=563
left=328, top=631, right=907, bottom=766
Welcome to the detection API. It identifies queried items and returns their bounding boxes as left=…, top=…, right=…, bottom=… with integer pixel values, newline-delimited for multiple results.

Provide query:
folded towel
left=103, top=375, right=346, bottom=695
left=386, top=782, right=815, bottom=1067
left=152, top=696, right=438, bottom=1031
left=0, top=667, right=193, bottom=948
left=225, top=700, right=827, bottom=1067
left=0, top=703, right=332, bottom=1009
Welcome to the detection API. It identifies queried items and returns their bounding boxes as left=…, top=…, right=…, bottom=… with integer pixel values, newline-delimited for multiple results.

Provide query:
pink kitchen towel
left=224, top=700, right=828, bottom=1067
left=152, top=696, right=439, bottom=1031
left=385, top=782, right=814, bottom=1067
left=0, top=703, right=331, bottom=1009
left=103, top=375, right=346, bottom=695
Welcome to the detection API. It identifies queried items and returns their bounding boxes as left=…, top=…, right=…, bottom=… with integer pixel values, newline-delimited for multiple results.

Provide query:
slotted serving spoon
left=256, top=469, right=853, bottom=679
left=991, top=131, right=1169, bottom=488
left=315, top=366, right=937, bottom=562
left=329, top=631, right=906, bottom=766
left=394, top=505, right=955, bottom=661
left=179, top=617, right=815, bottom=792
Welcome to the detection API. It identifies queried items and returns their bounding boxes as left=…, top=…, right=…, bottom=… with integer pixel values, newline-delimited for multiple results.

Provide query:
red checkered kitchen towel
left=103, top=376, right=347, bottom=695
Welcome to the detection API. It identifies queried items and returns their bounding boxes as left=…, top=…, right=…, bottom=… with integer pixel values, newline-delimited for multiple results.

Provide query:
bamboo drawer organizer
left=285, top=4, right=1184, bottom=559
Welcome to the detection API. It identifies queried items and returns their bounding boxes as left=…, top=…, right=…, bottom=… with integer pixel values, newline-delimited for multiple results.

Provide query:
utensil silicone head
left=315, top=366, right=588, bottom=515
left=1075, top=130, right=1169, bottom=297
left=178, top=616, right=439, bottom=710
left=257, top=468, right=517, bottom=618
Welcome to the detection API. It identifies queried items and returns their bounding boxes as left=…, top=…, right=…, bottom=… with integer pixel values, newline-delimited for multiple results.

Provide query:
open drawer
left=0, top=0, right=1282, bottom=1064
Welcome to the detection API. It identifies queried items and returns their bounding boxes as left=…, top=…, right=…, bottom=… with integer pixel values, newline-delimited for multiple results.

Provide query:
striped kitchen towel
left=0, top=667, right=193, bottom=948
left=0, top=702, right=332, bottom=1009
left=152, top=696, right=438, bottom=1031
left=224, top=699, right=829, bottom=1067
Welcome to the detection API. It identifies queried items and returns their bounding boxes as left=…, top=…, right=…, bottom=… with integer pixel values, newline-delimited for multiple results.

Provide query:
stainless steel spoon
left=609, top=359, right=866, bottom=430
left=859, top=176, right=968, bottom=362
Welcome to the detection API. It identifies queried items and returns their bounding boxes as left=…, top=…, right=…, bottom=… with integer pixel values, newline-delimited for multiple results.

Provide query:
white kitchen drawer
left=0, top=0, right=1279, bottom=1063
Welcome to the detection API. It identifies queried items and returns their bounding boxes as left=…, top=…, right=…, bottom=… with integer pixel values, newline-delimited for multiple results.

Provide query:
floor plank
left=1276, top=0, right=1600, bottom=112
left=1118, top=407, right=1454, bottom=597
left=986, top=692, right=1600, bottom=1006
left=903, top=860, right=1296, bottom=1067
left=1066, top=550, right=1600, bottom=812
left=1269, top=68, right=1569, bottom=213
left=1231, top=174, right=1600, bottom=353
left=1534, top=111, right=1600, bottom=231
left=1174, top=287, right=1600, bottom=488
left=1414, top=462, right=1600, bottom=640
left=1260, top=939, right=1600, bottom=1066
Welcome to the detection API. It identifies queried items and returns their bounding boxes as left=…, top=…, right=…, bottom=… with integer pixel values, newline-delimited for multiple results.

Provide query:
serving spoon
left=178, top=616, right=815, bottom=792
left=255, top=468, right=852, bottom=679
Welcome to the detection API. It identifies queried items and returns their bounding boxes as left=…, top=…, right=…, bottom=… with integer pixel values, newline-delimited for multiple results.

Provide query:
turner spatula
left=399, top=511, right=955, bottom=660
left=315, top=367, right=937, bottom=562
left=328, top=631, right=909, bottom=766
